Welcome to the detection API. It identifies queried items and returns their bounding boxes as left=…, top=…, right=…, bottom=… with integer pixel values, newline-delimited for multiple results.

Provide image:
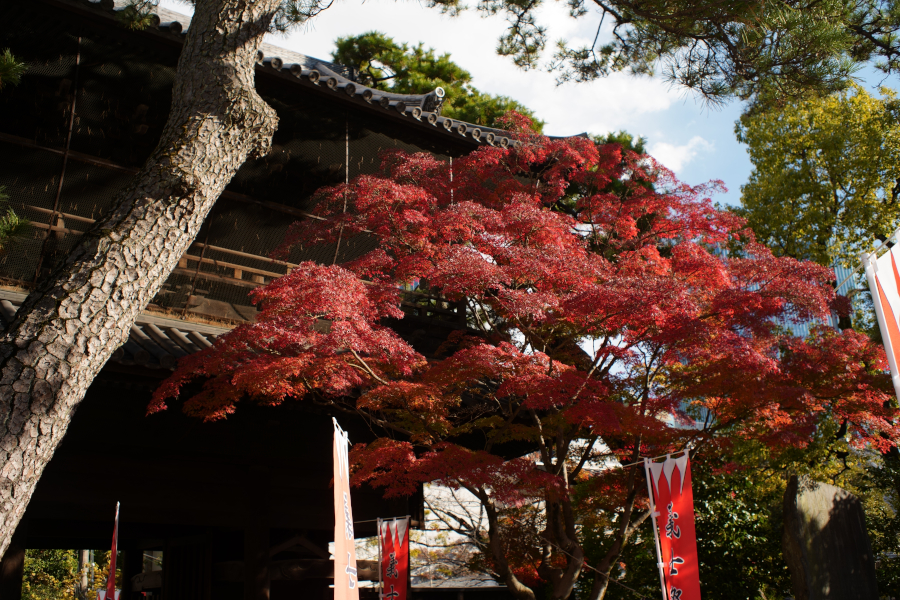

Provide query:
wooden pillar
left=162, top=536, right=212, bottom=600
left=0, top=518, right=27, bottom=600
left=243, top=466, right=270, bottom=600
left=162, top=539, right=173, bottom=600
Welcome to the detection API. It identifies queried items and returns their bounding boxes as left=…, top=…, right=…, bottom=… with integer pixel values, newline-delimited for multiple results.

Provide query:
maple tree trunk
left=541, top=453, right=584, bottom=599
left=478, top=492, right=537, bottom=600
left=0, top=0, right=280, bottom=557
left=588, top=468, right=643, bottom=600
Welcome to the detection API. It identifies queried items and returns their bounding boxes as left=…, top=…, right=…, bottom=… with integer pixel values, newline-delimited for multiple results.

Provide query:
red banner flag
left=378, top=517, right=410, bottom=600
left=645, top=454, right=701, bottom=600
left=99, top=502, right=120, bottom=600
left=863, top=244, right=900, bottom=400
left=333, top=418, right=359, bottom=600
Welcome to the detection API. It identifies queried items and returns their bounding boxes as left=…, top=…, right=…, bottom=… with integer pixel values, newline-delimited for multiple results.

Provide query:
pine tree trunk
left=0, top=0, right=280, bottom=556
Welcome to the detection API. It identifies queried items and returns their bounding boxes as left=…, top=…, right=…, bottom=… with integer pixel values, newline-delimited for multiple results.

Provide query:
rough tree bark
left=0, top=0, right=281, bottom=556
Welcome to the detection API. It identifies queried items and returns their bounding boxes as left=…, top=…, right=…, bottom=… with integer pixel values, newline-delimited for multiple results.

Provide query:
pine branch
left=0, top=187, right=29, bottom=253
left=0, top=49, right=26, bottom=90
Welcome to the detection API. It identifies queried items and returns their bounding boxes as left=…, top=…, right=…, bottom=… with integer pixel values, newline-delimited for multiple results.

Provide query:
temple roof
left=64, top=0, right=518, bottom=149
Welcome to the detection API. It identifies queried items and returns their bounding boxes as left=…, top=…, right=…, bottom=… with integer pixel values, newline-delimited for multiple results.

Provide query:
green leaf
left=0, top=48, right=26, bottom=90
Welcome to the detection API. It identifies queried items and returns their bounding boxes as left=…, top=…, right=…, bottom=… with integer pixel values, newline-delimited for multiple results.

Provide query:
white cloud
left=647, top=135, right=714, bottom=173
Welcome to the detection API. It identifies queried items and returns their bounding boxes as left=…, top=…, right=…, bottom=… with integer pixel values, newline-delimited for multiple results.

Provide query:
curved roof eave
left=65, top=0, right=520, bottom=150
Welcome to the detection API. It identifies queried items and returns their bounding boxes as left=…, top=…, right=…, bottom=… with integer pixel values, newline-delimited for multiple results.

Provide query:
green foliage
left=332, top=32, right=542, bottom=130
left=576, top=504, right=655, bottom=600
left=591, top=130, right=646, bottom=155
left=554, top=0, right=860, bottom=102
left=0, top=186, right=29, bottom=253
left=22, top=550, right=79, bottom=600
left=735, top=84, right=900, bottom=268
left=692, top=447, right=791, bottom=599
left=116, top=1, right=163, bottom=31
left=583, top=456, right=789, bottom=600
left=871, top=449, right=900, bottom=592
left=91, top=550, right=122, bottom=597
left=23, top=550, right=123, bottom=600
left=0, top=48, right=26, bottom=90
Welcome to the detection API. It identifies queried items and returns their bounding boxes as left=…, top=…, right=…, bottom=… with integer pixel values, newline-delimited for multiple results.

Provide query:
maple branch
left=347, top=349, right=390, bottom=385
left=528, top=409, right=551, bottom=468
left=566, top=335, right=614, bottom=411
left=468, top=297, right=497, bottom=336
left=570, top=435, right=599, bottom=480
left=321, top=398, right=416, bottom=439
left=425, top=502, right=477, bottom=539
left=485, top=400, right=524, bottom=454
left=624, top=507, right=653, bottom=538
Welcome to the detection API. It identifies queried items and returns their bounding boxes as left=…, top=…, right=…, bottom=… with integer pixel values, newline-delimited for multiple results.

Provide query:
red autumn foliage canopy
left=152, top=115, right=898, bottom=599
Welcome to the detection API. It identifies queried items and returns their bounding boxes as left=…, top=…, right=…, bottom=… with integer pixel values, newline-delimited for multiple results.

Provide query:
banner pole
left=644, top=458, right=668, bottom=600
left=406, top=517, right=411, bottom=599
left=377, top=517, right=383, bottom=599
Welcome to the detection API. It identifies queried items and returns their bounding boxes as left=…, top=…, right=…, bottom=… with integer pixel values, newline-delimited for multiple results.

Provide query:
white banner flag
left=333, top=418, right=359, bottom=600
left=863, top=243, right=900, bottom=400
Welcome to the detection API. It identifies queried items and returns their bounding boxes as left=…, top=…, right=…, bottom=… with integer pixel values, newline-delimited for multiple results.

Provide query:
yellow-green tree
left=21, top=549, right=119, bottom=600
left=735, top=85, right=900, bottom=267
left=21, top=550, right=78, bottom=600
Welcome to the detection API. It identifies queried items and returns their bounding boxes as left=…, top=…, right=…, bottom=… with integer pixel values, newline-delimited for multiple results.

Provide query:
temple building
left=0, top=0, right=516, bottom=597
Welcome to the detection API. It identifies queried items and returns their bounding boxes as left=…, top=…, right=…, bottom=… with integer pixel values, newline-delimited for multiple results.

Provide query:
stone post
left=782, top=475, right=879, bottom=600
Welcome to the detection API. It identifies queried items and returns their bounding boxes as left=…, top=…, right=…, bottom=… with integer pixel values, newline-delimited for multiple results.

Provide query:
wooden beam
left=213, top=559, right=379, bottom=582
left=29, top=221, right=85, bottom=236
left=181, top=254, right=285, bottom=280
left=172, top=267, right=262, bottom=289
left=25, top=205, right=97, bottom=224
left=191, top=243, right=298, bottom=268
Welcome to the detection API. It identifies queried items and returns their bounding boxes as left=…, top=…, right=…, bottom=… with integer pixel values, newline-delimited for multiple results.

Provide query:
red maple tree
left=152, top=116, right=899, bottom=600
